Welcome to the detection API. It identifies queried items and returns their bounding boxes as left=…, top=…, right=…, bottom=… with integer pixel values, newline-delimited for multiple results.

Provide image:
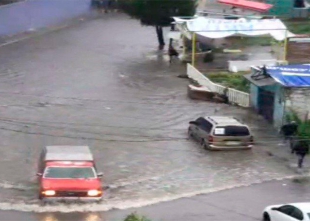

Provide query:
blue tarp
left=266, top=64, right=310, bottom=87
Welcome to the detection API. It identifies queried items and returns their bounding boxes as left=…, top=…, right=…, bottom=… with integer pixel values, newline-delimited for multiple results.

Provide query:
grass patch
left=285, top=20, right=310, bottom=34
left=292, top=177, right=310, bottom=183
left=206, top=72, right=250, bottom=93
left=224, top=36, right=273, bottom=48
left=124, top=213, right=151, bottom=221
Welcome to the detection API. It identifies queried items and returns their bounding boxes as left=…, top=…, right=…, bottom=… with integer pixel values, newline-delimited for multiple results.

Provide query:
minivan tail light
left=208, top=136, right=213, bottom=143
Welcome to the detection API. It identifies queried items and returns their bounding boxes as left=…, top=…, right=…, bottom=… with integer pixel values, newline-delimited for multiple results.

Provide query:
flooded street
left=0, top=13, right=297, bottom=216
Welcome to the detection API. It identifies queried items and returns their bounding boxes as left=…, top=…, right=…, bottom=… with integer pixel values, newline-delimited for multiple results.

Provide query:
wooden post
left=191, top=32, right=196, bottom=66
left=283, top=29, right=288, bottom=62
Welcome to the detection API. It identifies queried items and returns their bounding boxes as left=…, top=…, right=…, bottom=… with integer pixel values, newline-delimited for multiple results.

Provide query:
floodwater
left=0, top=13, right=295, bottom=214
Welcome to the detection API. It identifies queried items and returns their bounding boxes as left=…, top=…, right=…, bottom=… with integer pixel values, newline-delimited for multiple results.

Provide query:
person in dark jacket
left=292, top=140, right=309, bottom=168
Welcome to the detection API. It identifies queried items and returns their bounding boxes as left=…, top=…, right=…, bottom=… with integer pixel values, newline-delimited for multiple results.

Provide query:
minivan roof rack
left=206, top=116, right=243, bottom=125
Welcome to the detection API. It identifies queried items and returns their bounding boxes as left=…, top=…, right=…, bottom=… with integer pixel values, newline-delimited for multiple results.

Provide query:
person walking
left=292, top=139, right=309, bottom=168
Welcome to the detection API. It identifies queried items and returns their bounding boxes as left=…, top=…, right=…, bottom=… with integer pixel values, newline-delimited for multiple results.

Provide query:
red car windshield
left=43, top=167, right=96, bottom=179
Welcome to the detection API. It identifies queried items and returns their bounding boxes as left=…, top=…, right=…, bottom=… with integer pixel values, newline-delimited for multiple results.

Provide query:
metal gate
left=258, top=88, right=275, bottom=123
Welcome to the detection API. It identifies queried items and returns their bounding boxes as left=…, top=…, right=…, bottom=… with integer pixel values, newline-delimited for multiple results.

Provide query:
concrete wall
left=259, top=84, right=285, bottom=128
left=250, top=84, right=258, bottom=110
left=272, top=85, right=285, bottom=128
left=0, top=0, right=92, bottom=37
left=251, top=84, right=285, bottom=128
left=288, top=89, right=310, bottom=121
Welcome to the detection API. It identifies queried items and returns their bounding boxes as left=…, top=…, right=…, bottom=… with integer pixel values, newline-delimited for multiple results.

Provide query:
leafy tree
left=119, top=0, right=197, bottom=49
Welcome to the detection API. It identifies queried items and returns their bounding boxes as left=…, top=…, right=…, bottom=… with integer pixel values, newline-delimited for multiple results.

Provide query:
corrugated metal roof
left=217, top=0, right=273, bottom=12
left=45, top=146, right=93, bottom=161
left=244, top=73, right=276, bottom=87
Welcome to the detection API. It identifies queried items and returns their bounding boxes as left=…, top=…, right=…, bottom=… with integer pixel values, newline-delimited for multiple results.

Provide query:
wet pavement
left=105, top=177, right=310, bottom=221
left=2, top=178, right=310, bottom=221
left=0, top=12, right=304, bottom=219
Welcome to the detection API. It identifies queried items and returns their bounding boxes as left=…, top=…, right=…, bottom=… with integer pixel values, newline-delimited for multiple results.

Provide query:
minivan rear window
left=213, top=126, right=250, bottom=136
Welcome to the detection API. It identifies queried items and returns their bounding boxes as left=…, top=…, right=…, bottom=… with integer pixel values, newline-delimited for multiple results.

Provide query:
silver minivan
left=188, top=116, right=254, bottom=150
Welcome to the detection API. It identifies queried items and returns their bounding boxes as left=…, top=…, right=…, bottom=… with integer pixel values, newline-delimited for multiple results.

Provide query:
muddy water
left=0, top=13, right=295, bottom=213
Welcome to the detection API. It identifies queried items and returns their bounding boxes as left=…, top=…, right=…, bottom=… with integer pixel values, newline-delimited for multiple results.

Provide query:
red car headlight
left=87, top=190, right=102, bottom=196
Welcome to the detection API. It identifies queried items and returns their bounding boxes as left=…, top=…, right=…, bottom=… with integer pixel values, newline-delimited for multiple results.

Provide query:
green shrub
left=207, top=72, right=250, bottom=93
left=124, top=213, right=151, bottom=221
left=285, top=21, right=310, bottom=34
left=286, top=112, right=310, bottom=144
left=286, top=112, right=302, bottom=124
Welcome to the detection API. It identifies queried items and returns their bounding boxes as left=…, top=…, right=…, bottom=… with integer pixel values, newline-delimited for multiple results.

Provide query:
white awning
left=173, top=16, right=295, bottom=41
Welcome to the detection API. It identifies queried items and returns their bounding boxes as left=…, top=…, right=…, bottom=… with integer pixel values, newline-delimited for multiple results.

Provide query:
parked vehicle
left=188, top=116, right=253, bottom=150
left=263, top=203, right=310, bottom=221
left=37, top=146, right=103, bottom=202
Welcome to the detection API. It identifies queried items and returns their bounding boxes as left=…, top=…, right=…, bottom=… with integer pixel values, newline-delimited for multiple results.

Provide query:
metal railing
left=187, top=64, right=214, bottom=90
left=187, top=64, right=250, bottom=107
left=228, top=87, right=250, bottom=107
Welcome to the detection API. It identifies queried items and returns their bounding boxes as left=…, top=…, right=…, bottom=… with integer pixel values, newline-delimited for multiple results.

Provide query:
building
left=244, top=65, right=310, bottom=128
left=266, top=0, right=309, bottom=18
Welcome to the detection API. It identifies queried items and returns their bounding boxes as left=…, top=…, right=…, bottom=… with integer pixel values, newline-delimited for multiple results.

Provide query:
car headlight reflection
left=87, top=190, right=101, bottom=196
left=43, top=190, right=56, bottom=196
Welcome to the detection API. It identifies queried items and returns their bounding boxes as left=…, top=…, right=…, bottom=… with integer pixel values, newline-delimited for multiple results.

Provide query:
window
left=213, top=126, right=250, bottom=136
left=278, top=205, right=295, bottom=216
left=43, top=167, right=96, bottom=179
left=290, top=207, right=304, bottom=220
left=195, top=117, right=205, bottom=124
left=196, top=118, right=213, bottom=132
left=294, top=0, right=305, bottom=8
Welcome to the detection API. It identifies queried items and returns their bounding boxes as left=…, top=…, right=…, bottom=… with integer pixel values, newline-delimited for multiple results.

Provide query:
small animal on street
left=168, top=46, right=179, bottom=63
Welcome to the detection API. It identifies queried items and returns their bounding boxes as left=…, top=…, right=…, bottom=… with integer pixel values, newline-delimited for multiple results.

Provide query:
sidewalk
left=262, top=139, right=310, bottom=172
left=245, top=111, right=310, bottom=172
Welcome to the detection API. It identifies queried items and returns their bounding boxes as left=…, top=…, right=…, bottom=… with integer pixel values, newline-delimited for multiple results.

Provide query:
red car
left=37, top=146, right=103, bottom=202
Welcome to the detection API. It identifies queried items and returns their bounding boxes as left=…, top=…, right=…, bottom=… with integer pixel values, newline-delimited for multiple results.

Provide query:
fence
left=187, top=64, right=250, bottom=107
left=0, top=0, right=92, bottom=38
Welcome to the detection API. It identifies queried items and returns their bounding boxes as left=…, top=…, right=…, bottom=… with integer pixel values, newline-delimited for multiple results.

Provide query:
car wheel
left=200, top=139, right=207, bottom=149
left=263, top=212, right=270, bottom=221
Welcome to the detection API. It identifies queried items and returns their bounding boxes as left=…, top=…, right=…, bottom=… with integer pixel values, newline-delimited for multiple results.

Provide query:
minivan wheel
left=263, top=212, right=270, bottom=221
left=201, top=139, right=208, bottom=149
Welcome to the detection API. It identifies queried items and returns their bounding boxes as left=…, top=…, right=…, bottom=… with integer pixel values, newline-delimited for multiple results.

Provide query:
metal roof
left=244, top=73, right=276, bottom=87
left=45, top=146, right=93, bottom=161
left=217, top=0, right=273, bottom=13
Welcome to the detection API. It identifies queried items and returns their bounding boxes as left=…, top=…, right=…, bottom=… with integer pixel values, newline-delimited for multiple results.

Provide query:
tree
left=119, top=0, right=197, bottom=50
